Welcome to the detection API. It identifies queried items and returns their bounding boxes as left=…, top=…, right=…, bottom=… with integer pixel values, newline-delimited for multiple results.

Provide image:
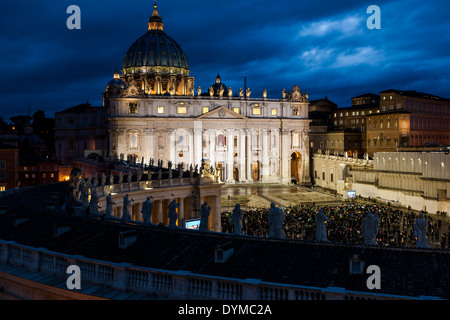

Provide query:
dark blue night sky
left=1, top=0, right=449, bottom=118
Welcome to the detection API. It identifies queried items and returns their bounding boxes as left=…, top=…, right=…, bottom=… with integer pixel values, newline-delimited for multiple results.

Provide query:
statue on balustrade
left=63, top=167, right=83, bottom=214
left=137, top=170, right=142, bottom=182
left=414, top=213, right=430, bottom=249
left=362, top=210, right=379, bottom=246
left=89, top=187, right=101, bottom=218
left=80, top=182, right=90, bottom=215
left=101, top=172, right=106, bottom=186
left=105, top=193, right=116, bottom=219
left=86, top=174, right=92, bottom=187
left=93, top=173, right=98, bottom=187
left=232, top=203, right=243, bottom=235
left=119, top=171, right=124, bottom=184
left=315, top=209, right=329, bottom=243
left=142, top=196, right=153, bottom=225
left=158, top=169, right=162, bottom=180
left=268, top=203, right=285, bottom=239
left=127, top=170, right=132, bottom=183
left=199, top=201, right=211, bottom=232
left=109, top=172, right=114, bottom=185
left=168, top=199, right=180, bottom=229
left=122, top=194, right=133, bottom=223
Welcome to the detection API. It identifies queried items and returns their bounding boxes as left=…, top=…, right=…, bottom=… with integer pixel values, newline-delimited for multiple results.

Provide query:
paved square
left=221, top=184, right=342, bottom=210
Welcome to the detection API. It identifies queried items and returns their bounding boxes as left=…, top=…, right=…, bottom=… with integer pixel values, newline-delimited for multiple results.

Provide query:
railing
left=0, top=239, right=425, bottom=300
left=96, top=176, right=201, bottom=197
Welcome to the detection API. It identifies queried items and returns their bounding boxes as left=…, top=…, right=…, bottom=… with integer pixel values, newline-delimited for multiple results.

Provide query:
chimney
left=215, top=241, right=234, bottom=263
left=13, top=214, right=30, bottom=226
left=53, top=222, right=72, bottom=237
left=119, top=230, right=138, bottom=249
left=349, top=254, right=365, bottom=275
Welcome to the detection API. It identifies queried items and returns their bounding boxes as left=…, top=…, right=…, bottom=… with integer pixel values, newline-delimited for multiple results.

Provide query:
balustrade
left=0, top=240, right=412, bottom=300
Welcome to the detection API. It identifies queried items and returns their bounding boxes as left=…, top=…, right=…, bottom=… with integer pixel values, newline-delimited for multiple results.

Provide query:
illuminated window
left=130, top=134, right=138, bottom=148
left=202, top=107, right=209, bottom=114
left=50, top=173, right=54, bottom=178
left=233, top=107, right=239, bottom=114
left=271, top=109, right=277, bottom=116
left=157, top=106, right=164, bottom=114
left=0, top=186, right=5, bottom=192
left=177, top=107, right=187, bottom=114
left=253, top=108, right=261, bottom=115
left=178, top=135, right=185, bottom=147
left=129, top=102, right=138, bottom=113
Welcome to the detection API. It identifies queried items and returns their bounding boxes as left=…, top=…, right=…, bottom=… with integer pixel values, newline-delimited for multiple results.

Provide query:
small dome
left=106, top=71, right=127, bottom=92
left=208, top=73, right=228, bottom=96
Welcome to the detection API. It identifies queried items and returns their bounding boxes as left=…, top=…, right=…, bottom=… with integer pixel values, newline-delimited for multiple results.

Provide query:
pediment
left=197, top=106, right=248, bottom=120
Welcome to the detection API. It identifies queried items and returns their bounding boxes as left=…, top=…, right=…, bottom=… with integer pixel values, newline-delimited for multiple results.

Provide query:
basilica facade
left=103, top=4, right=311, bottom=184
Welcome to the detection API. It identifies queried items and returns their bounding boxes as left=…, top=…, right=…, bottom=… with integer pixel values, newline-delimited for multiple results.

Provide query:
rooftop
left=0, top=183, right=449, bottom=299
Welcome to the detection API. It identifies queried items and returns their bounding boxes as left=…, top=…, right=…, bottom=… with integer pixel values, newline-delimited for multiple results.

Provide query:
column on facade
left=209, top=129, right=216, bottom=167
left=239, top=129, right=246, bottom=182
left=188, top=129, right=194, bottom=165
left=144, top=128, right=155, bottom=164
left=179, top=77, right=185, bottom=96
left=302, top=129, right=311, bottom=184
left=281, top=129, right=291, bottom=183
left=246, top=129, right=252, bottom=181
left=226, top=129, right=234, bottom=182
left=261, top=129, right=269, bottom=181
left=193, top=127, right=203, bottom=167
left=168, top=129, right=176, bottom=165
left=117, top=129, right=126, bottom=159
left=155, top=75, right=162, bottom=95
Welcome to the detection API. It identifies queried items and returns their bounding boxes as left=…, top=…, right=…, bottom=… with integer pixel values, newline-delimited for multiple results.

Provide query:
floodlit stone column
left=157, top=200, right=163, bottom=224
left=178, top=197, right=184, bottom=227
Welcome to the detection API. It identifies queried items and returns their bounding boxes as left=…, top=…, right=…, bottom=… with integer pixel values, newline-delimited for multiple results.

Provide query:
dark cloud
left=1, top=0, right=449, bottom=118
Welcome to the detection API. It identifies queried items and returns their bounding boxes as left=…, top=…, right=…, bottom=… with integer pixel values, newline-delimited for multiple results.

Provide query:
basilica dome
left=122, top=4, right=190, bottom=78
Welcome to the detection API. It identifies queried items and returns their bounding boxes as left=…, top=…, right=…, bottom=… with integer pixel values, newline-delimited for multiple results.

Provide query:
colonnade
left=100, top=189, right=222, bottom=232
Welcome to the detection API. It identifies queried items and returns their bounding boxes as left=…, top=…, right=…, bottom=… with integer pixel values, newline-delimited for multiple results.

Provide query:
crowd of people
left=221, top=203, right=449, bottom=248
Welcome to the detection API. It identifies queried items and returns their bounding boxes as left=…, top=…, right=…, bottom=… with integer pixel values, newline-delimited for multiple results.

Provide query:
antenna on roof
left=244, top=75, right=247, bottom=100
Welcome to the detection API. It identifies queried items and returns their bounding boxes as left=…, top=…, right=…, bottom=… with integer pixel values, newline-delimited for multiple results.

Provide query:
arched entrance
left=290, top=152, right=302, bottom=183
left=233, top=167, right=239, bottom=182
left=252, top=161, right=260, bottom=181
